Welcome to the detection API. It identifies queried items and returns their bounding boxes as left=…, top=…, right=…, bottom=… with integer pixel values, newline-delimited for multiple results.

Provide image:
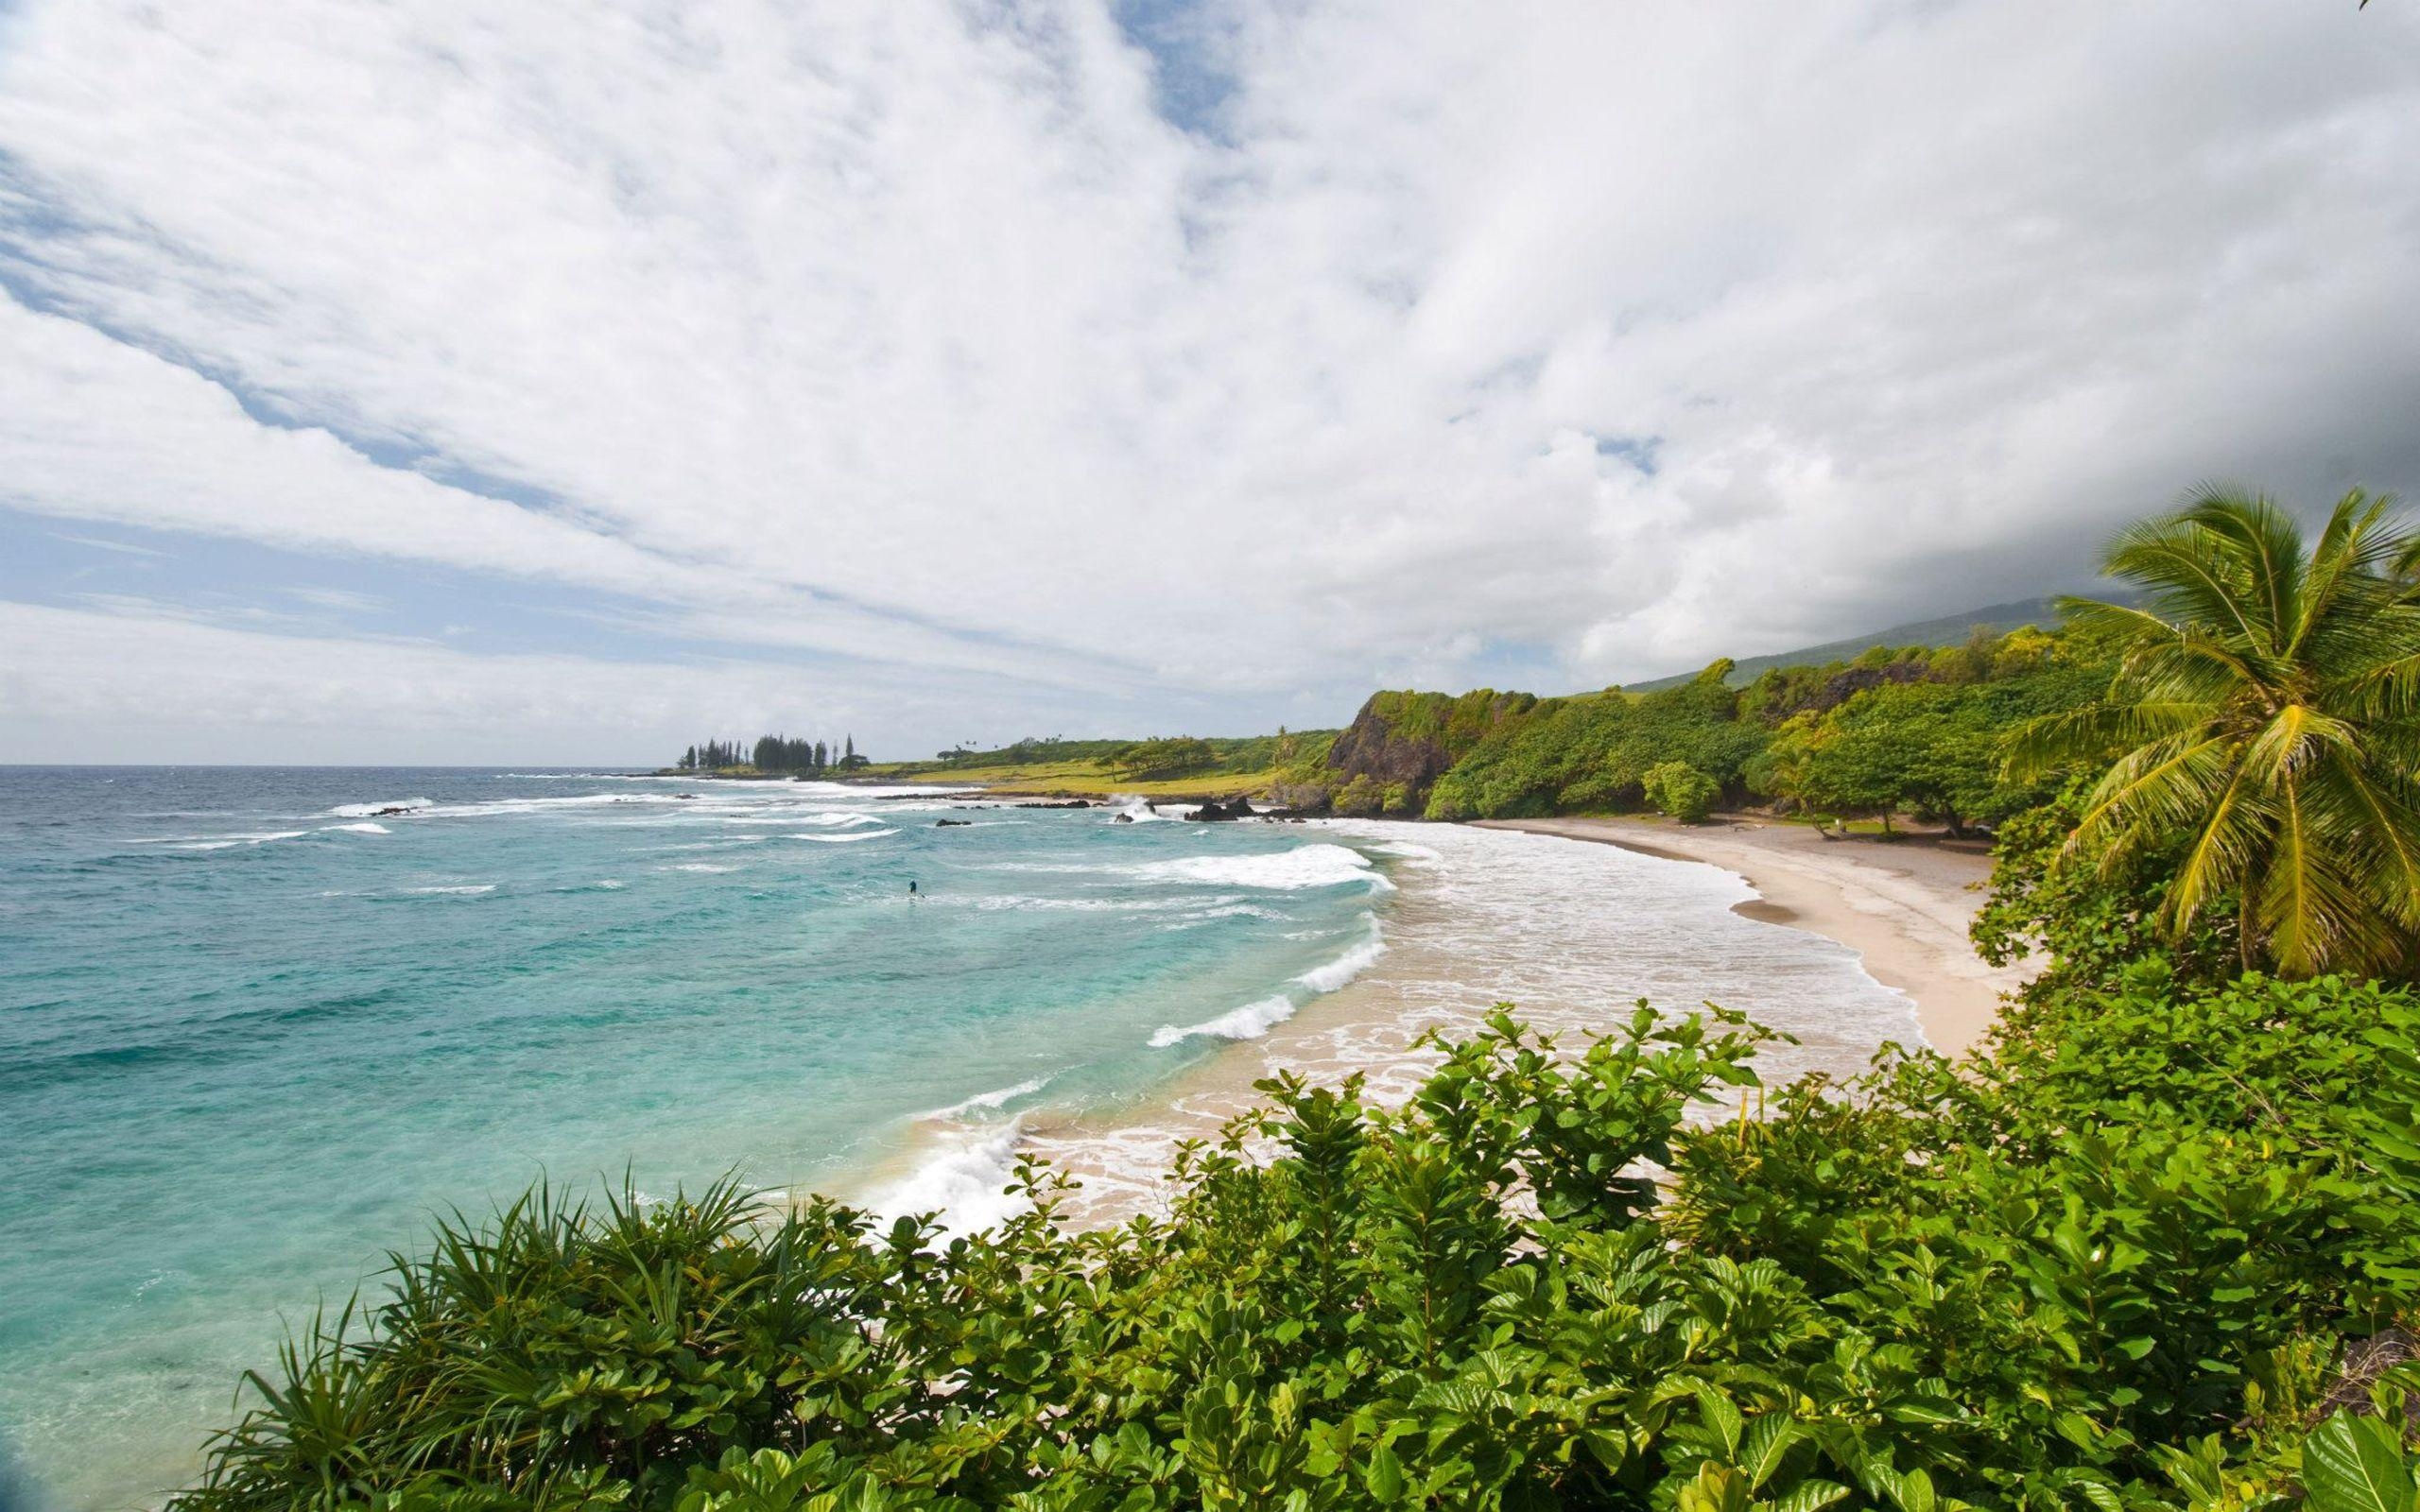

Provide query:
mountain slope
left=1624, top=595, right=2070, bottom=692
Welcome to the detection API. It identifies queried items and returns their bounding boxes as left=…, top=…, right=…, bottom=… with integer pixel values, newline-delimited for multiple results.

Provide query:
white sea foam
left=866, top=1120, right=1031, bottom=1238
left=799, top=812, right=886, bottom=827
left=923, top=1076, right=1049, bottom=1121
left=145, top=830, right=310, bottom=850
left=320, top=822, right=390, bottom=835
left=1128, top=843, right=1389, bottom=891
left=663, top=862, right=738, bottom=873
left=986, top=842, right=1387, bottom=892
left=794, top=829, right=897, bottom=843
left=596, top=880, right=626, bottom=889
left=1292, top=914, right=1388, bottom=991
left=1150, top=994, right=1296, bottom=1048
left=403, top=884, right=494, bottom=896
left=963, top=893, right=1234, bottom=913
left=1150, top=915, right=1387, bottom=1046
left=494, top=772, right=683, bottom=781
left=1103, top=798, right=1190, bottom=823
left=336, top=793, right=699, bottom=822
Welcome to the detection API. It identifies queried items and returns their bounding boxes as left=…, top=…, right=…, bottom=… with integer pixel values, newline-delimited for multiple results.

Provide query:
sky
left=2, top=1, right=2416, bottom=765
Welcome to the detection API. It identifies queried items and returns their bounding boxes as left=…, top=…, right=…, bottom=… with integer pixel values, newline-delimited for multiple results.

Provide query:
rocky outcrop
left=1184, top=796, right=1255, bottom=822
left=1313, top=689, right=1537, bottom=816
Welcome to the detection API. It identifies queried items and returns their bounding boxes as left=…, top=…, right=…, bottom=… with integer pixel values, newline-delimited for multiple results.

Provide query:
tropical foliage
left=1108, top=736, right=1221, bottom=781
left=1397, top=632, right=2100, bottom=825
left=181, top=489, right=2420, bottom=1512
left=1642, top=761, right=1720, bottom=823
left=178, top=974, right=2420, bottom=1512
left=2007, top=488, right=2420, bottom=977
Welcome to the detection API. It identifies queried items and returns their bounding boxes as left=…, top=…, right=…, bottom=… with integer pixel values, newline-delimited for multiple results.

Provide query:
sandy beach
left=890, top=816, right=1954, bottom=1231
left=1474, top=816, right=2027, bottom=1058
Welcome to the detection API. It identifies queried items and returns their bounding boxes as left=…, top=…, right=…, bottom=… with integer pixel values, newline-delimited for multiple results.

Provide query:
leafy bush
left=1643, top=761, right=1720, bottom=822
left=1425, top=676, right=1765, bottom=820
left=1107, top=736, right=1219, bottom=780
left=181, top=970, right=2420, bottom=1512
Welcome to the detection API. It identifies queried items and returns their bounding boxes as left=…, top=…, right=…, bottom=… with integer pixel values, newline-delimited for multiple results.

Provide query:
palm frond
left=2002, top=700, right=2204, bottom=781
left=2177, top=484, right=2307, bottom=652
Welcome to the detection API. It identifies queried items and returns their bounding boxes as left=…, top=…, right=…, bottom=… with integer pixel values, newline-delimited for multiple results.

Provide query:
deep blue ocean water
left=0, top=767, right=1397, bottom=1510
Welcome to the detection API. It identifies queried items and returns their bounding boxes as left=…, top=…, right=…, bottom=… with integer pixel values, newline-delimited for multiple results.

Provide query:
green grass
left=857, top=756, right=1284, bottom=798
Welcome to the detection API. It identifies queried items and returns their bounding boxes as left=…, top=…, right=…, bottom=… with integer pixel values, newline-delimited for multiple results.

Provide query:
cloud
left=2, top=0, right=2416, bottom=754
left=48, top=532, right=171, bottom=558
left=0, top=599, right=1136, bottom=765
left=284, top=587, right=387, bottom=613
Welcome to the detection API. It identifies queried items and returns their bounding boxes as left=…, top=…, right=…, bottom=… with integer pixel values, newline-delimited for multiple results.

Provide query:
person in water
left=907, top=880, right=919, bottom=898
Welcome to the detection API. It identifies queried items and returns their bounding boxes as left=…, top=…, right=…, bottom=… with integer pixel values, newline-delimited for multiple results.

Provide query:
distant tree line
left=675, top=734, right=864, bottom=773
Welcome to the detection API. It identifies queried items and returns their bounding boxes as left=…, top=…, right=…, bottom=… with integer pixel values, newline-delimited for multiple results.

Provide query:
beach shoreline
left=874, top=815, right=1953, bottom=1234
left=1471, top=816, right=2027, bottom=1058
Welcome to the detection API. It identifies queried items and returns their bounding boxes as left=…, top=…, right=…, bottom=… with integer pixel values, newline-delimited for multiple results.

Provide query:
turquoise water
left=0, top=768, right=1396, bottom=1510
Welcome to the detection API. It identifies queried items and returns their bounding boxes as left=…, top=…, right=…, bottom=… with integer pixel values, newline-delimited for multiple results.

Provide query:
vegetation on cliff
left=1288, top=628, right=2104, bottom=827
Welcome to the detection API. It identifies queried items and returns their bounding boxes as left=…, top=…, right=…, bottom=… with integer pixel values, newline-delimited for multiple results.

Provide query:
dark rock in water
left=372, top=805, right=417, bottom=817
left=1017, top=799, right=1095, bottom=809
left=1185, top=796, right=1256, bottom=822
left=934, top=818, right=972, bottom=827
left=1112, top=813, right=1134, bottom=823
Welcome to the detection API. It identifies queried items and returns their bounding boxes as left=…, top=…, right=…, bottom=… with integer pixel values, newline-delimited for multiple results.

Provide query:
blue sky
left=1, top=0, right=2415, bottom=764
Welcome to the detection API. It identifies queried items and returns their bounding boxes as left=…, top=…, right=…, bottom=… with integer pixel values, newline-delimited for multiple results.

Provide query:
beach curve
left=1472, top=816, right=2031, bottom=1058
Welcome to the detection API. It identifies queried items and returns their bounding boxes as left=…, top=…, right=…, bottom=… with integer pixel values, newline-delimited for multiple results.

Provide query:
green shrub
left=1642, top=761, right=1720, bottom=822
left=180, top=970, right=2420, bottom=1512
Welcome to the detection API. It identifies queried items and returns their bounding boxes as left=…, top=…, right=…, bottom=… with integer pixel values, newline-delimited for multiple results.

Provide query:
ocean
left=0, top=767, right=1922, bottom=1510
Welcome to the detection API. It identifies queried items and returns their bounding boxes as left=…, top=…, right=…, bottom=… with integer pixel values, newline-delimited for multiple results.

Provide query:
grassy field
left=856, top=756, right=1283, bottom=798
left=853, top=731, right=1335, bottom=799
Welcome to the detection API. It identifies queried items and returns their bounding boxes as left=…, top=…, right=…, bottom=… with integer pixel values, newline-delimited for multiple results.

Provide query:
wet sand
left=927, top=818, right=1944, bottom=1230
left=1474, top=816, right=2029, bottom=1059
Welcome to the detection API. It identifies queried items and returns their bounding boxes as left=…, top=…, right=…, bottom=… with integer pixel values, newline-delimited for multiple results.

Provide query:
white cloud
left=2, top=0, right=2415, bottom=752
left=284, top=587, right=388, bottom=613
left=48, top=532, right=171, bottom=558
left=0, top=600, right=1115, bottom=765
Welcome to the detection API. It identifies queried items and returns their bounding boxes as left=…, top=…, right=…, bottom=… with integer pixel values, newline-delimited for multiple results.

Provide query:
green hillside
left=1623, top=595, right=2069, bottom=692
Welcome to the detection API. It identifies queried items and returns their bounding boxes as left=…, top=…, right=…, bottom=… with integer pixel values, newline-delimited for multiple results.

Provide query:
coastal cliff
left=1271, top=688, right=1537, bottom=816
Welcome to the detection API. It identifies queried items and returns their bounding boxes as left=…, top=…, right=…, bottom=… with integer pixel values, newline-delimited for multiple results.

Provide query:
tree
left=1641, top=761, right=1720, bottom=823
left=1794, top=717, right=1904, bottom=833
left=2008, top=486, right=2420, bottom=976
left=1108, top=736, right=1217, bottom=781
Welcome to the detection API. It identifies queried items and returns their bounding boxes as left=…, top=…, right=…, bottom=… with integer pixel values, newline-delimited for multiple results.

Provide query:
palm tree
left=2007, top=486, right=2420, bottom=976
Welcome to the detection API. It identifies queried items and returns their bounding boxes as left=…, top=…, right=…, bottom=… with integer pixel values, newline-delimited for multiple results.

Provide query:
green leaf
left=2305, top=1412, right=2418, bottom=1512
left=1738, top=1416, right=1806, bottom=1491
left=1696, top=1385, right=1746, bottom=1458
left=1364, top=1442, right=1407, bottom=1504
left=1768, top=1481, right=1853, bottom=1512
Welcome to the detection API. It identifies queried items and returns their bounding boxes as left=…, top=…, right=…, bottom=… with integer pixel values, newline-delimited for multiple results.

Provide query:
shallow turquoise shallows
left=0, top=767, right=1393, bottom=1511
